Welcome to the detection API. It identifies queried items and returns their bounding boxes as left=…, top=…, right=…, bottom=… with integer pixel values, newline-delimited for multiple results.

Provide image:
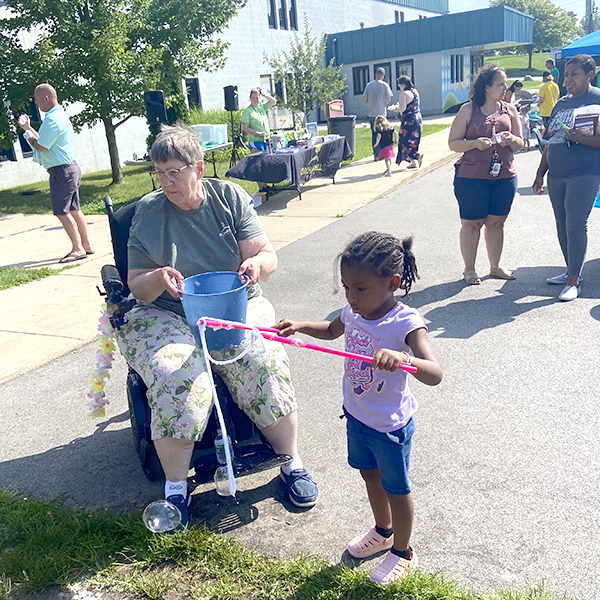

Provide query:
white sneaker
left=558, top=285, right=580, bottom=301
left=546, top=273, right=568, bottom=284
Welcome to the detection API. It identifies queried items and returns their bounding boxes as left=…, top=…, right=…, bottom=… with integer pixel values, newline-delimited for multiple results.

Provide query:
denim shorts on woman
left=454, top=175, right=518, bottom=221
left=345, top=409, right=415, bottom=496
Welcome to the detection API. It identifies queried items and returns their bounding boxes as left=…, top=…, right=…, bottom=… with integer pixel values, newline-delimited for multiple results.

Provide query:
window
left=260, top=74, right=274, bottom=94
left=288, top=0, right=298, bottom=30
left=471, top=54, right=483, bottom=77
left=275, top=80, right=285, bottom=102
left=353, top=66, right=369, bottom=95
left=267, top=0, right=277, bottom=29
left=395, top=59, right=414, bottom=88
left=373, top=62, right=392, bottom=84
left=278, top=0, right=288, bottom=29
left=451, top=54, right=465, bottom=84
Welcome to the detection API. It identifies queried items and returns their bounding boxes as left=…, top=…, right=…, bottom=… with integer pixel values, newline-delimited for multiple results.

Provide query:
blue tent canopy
left=562, top=30, right=600, bottom=58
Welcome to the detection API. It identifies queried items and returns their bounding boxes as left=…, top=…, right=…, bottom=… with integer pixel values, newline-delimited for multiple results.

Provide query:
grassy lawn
left=0, top=124, right=450, bottom=217
left=0, top=265, right=74, bottom=290
left=0, top=488, right=569, bottom=600
left=484, top=53, right=551, bottom=77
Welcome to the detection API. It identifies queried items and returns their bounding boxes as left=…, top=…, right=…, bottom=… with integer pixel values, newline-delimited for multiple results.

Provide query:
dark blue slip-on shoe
left=280, top=468, right=318, bottom=508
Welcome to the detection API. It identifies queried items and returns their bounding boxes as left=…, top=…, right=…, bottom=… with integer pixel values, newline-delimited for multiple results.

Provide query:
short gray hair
left=150, top=124, right=204, bottom=165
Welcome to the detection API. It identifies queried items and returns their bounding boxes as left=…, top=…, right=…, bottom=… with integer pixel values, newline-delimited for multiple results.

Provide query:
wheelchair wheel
left=127, top=385, right=145, bottom=454
left=144, top=444, right=165, bottom=482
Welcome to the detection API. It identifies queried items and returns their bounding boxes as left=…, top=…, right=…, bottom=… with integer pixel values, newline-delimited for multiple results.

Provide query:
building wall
left=340, top=50, right=443, bottom=117
left=195, top=0, right=444, bottom=112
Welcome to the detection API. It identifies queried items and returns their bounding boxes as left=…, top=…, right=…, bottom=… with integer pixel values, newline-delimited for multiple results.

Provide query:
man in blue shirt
left=18, top=84, right=94, bottom=262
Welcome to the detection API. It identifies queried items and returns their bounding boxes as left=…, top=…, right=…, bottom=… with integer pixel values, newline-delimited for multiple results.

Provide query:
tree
left=264, top=15, right=346, bottom=124
left=0, top=0, right=245, bottom=183
left=490, top=0, right=579, bottom=69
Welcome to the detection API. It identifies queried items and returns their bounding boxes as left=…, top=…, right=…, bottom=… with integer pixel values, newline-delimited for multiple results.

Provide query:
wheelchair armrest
left=101, top=264, right=136, bottom=329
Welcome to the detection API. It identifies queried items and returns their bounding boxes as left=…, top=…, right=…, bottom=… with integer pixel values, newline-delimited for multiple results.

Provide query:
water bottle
left=214, top=429, right=234, bottom=465
left=265, top=135, right=272, bottom=154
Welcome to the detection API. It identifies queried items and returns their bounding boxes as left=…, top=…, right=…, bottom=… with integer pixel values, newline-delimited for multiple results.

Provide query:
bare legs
left=56, top=210, right=94, bottom=255
left=153, top=410, right=299, bottom=483
left=361, top=468, right=413, bottom=552
left=460, top=214, right=509, bottom=279
left=154, top=437, right=195, bottom=481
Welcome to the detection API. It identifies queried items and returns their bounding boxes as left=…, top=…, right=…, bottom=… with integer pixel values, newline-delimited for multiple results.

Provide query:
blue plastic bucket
left=180, top=271, right=248, bottom=351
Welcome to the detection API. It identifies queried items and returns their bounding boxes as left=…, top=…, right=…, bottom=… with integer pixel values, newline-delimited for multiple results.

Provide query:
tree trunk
left=528, top=47, right=533, bottom=70
left=102, top=117, right=123, bottom=184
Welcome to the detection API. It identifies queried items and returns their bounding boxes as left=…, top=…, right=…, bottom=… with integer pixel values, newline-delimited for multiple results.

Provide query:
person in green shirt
left=241, top=87, right=277, bottom=192
left=546, top=59, right=560, bottom=86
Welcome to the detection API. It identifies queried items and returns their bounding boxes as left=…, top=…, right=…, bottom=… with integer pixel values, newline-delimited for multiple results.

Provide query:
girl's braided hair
left=338, top=231, right=419, bottom=296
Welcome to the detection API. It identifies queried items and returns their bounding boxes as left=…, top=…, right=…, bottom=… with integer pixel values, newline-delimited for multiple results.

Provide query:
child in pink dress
left=374, top=115, right=398, bottom=177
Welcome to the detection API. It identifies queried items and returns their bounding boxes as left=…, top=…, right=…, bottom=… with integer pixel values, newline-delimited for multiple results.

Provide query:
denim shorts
left=454, top=175, right=518, bottom=220
left=345, top=409, right=415, bottom=496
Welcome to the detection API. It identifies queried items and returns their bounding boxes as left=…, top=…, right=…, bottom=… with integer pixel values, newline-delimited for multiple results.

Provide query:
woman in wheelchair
left=115, top=125, right=318, bottom=526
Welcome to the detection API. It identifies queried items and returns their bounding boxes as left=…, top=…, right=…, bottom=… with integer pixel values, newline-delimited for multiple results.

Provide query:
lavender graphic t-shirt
left=340, top=302, right=426, bottom=433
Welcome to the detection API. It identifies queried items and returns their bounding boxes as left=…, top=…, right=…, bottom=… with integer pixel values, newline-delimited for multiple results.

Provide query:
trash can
left=327, top=115, right=355, bottom=159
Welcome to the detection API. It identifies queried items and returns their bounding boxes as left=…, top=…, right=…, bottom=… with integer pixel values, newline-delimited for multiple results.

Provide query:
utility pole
left=585, top=0, right=593, bottom=33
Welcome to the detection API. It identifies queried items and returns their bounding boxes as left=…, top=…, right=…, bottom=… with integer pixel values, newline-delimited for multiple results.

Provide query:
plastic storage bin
left=191, top=124, right=228, bottom=146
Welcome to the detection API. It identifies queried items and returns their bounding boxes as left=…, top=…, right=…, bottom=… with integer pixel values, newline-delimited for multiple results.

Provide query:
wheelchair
left=99, top=195, right=290, bottom=484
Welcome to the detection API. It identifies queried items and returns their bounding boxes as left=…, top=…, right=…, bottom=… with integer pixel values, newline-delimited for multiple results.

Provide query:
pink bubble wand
left=198, top=317, right=417, bottom=373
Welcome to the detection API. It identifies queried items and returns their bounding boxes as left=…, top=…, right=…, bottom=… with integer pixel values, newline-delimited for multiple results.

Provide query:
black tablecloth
left=225, top=137, right=352, bottom=189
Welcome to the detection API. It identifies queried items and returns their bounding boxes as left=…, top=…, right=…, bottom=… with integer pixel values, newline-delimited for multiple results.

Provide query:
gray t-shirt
left=363, top=79, right=393, bottom=118
left=128, top=179, right=264, bottom=316
left=545, top=87, right=600, bottom=179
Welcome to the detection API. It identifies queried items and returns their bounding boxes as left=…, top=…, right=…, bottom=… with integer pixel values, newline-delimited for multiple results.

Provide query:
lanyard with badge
left=489, top=121, right=502, bottom=178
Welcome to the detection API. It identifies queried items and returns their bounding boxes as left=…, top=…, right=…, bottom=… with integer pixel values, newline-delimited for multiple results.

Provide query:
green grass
left=484, top=53, right=552, bottom=77
left=0, top=265, right=73, bottom=290
left=0, top=124, right=450, bottom=217
left=0, top=488, right=572, bottom=600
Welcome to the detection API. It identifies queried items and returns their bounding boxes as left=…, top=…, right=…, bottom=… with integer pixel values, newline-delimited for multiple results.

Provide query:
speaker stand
left=229, top=111, right=245, bottom=168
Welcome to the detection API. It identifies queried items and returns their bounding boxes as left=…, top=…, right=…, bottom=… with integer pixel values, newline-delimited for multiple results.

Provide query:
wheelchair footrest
left=191, top=451, right=292, bottom=485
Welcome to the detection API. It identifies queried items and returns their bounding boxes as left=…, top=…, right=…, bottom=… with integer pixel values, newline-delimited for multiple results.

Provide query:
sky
left=449, top=0, right=588, bottom=19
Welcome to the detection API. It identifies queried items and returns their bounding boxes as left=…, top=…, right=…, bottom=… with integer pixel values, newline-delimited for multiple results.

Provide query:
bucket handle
left=176, top=273, right=249, bottom=295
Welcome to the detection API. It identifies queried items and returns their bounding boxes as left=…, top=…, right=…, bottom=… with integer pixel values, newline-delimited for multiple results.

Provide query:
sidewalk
left=0, top=121, right=457, bottom=384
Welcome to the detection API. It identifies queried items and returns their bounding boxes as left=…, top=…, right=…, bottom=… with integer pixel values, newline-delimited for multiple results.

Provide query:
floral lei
left=87, top=303, right=116, bottom=418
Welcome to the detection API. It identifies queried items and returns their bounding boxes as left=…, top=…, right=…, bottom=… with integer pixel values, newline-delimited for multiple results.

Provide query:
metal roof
left=325, top=6, right=534, bottom=65
left=378, top=0, right=448, bottom=15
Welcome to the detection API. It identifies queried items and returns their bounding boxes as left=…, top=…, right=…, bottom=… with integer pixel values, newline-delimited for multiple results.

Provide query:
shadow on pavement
left=0, top=410, right=162, bottom=510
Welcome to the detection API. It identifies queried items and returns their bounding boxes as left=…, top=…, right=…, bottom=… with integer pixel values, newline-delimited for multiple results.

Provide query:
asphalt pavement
left=2, top=145, right=600, bottom=599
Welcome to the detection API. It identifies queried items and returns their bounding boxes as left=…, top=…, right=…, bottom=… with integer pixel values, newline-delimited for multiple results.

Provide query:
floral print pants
left=115, top=296, right=297, bottom=441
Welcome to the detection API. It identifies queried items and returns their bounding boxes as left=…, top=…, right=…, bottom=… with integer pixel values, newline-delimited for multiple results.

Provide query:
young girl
left=519, top=105, right=530, bottom=150
left=373, top=115, right=397, bottom=177
left=276, top=231, right=442, bottom=585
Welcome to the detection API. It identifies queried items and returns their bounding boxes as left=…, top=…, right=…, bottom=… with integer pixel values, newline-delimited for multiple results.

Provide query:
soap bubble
left=142, top=500, right=182, bottom=533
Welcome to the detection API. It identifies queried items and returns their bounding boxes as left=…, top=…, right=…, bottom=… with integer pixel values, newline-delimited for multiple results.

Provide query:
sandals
left=463, top=270, right=481, bottom=285
left=59, top=252, right=87, bottom=264
left=418, top=153, right=424, bottom=168
left=347, top=527, right=394, bottom=558
left=489, top=266, right=516, bottom=280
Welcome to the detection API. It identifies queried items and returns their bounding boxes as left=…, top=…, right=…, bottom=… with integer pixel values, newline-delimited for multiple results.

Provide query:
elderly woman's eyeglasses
left=149, top=164, right=190, bottom=182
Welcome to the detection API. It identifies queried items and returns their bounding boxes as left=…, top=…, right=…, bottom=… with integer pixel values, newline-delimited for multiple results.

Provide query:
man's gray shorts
left=48, top=162, right=82, bottom=215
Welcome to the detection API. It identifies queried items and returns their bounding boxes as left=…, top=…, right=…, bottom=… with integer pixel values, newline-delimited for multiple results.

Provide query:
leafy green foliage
left=0, top=0, right=246, bottom=181
left=490, top=0, right=580, bottom=68
left=264, top=14, right=347, bottom=122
